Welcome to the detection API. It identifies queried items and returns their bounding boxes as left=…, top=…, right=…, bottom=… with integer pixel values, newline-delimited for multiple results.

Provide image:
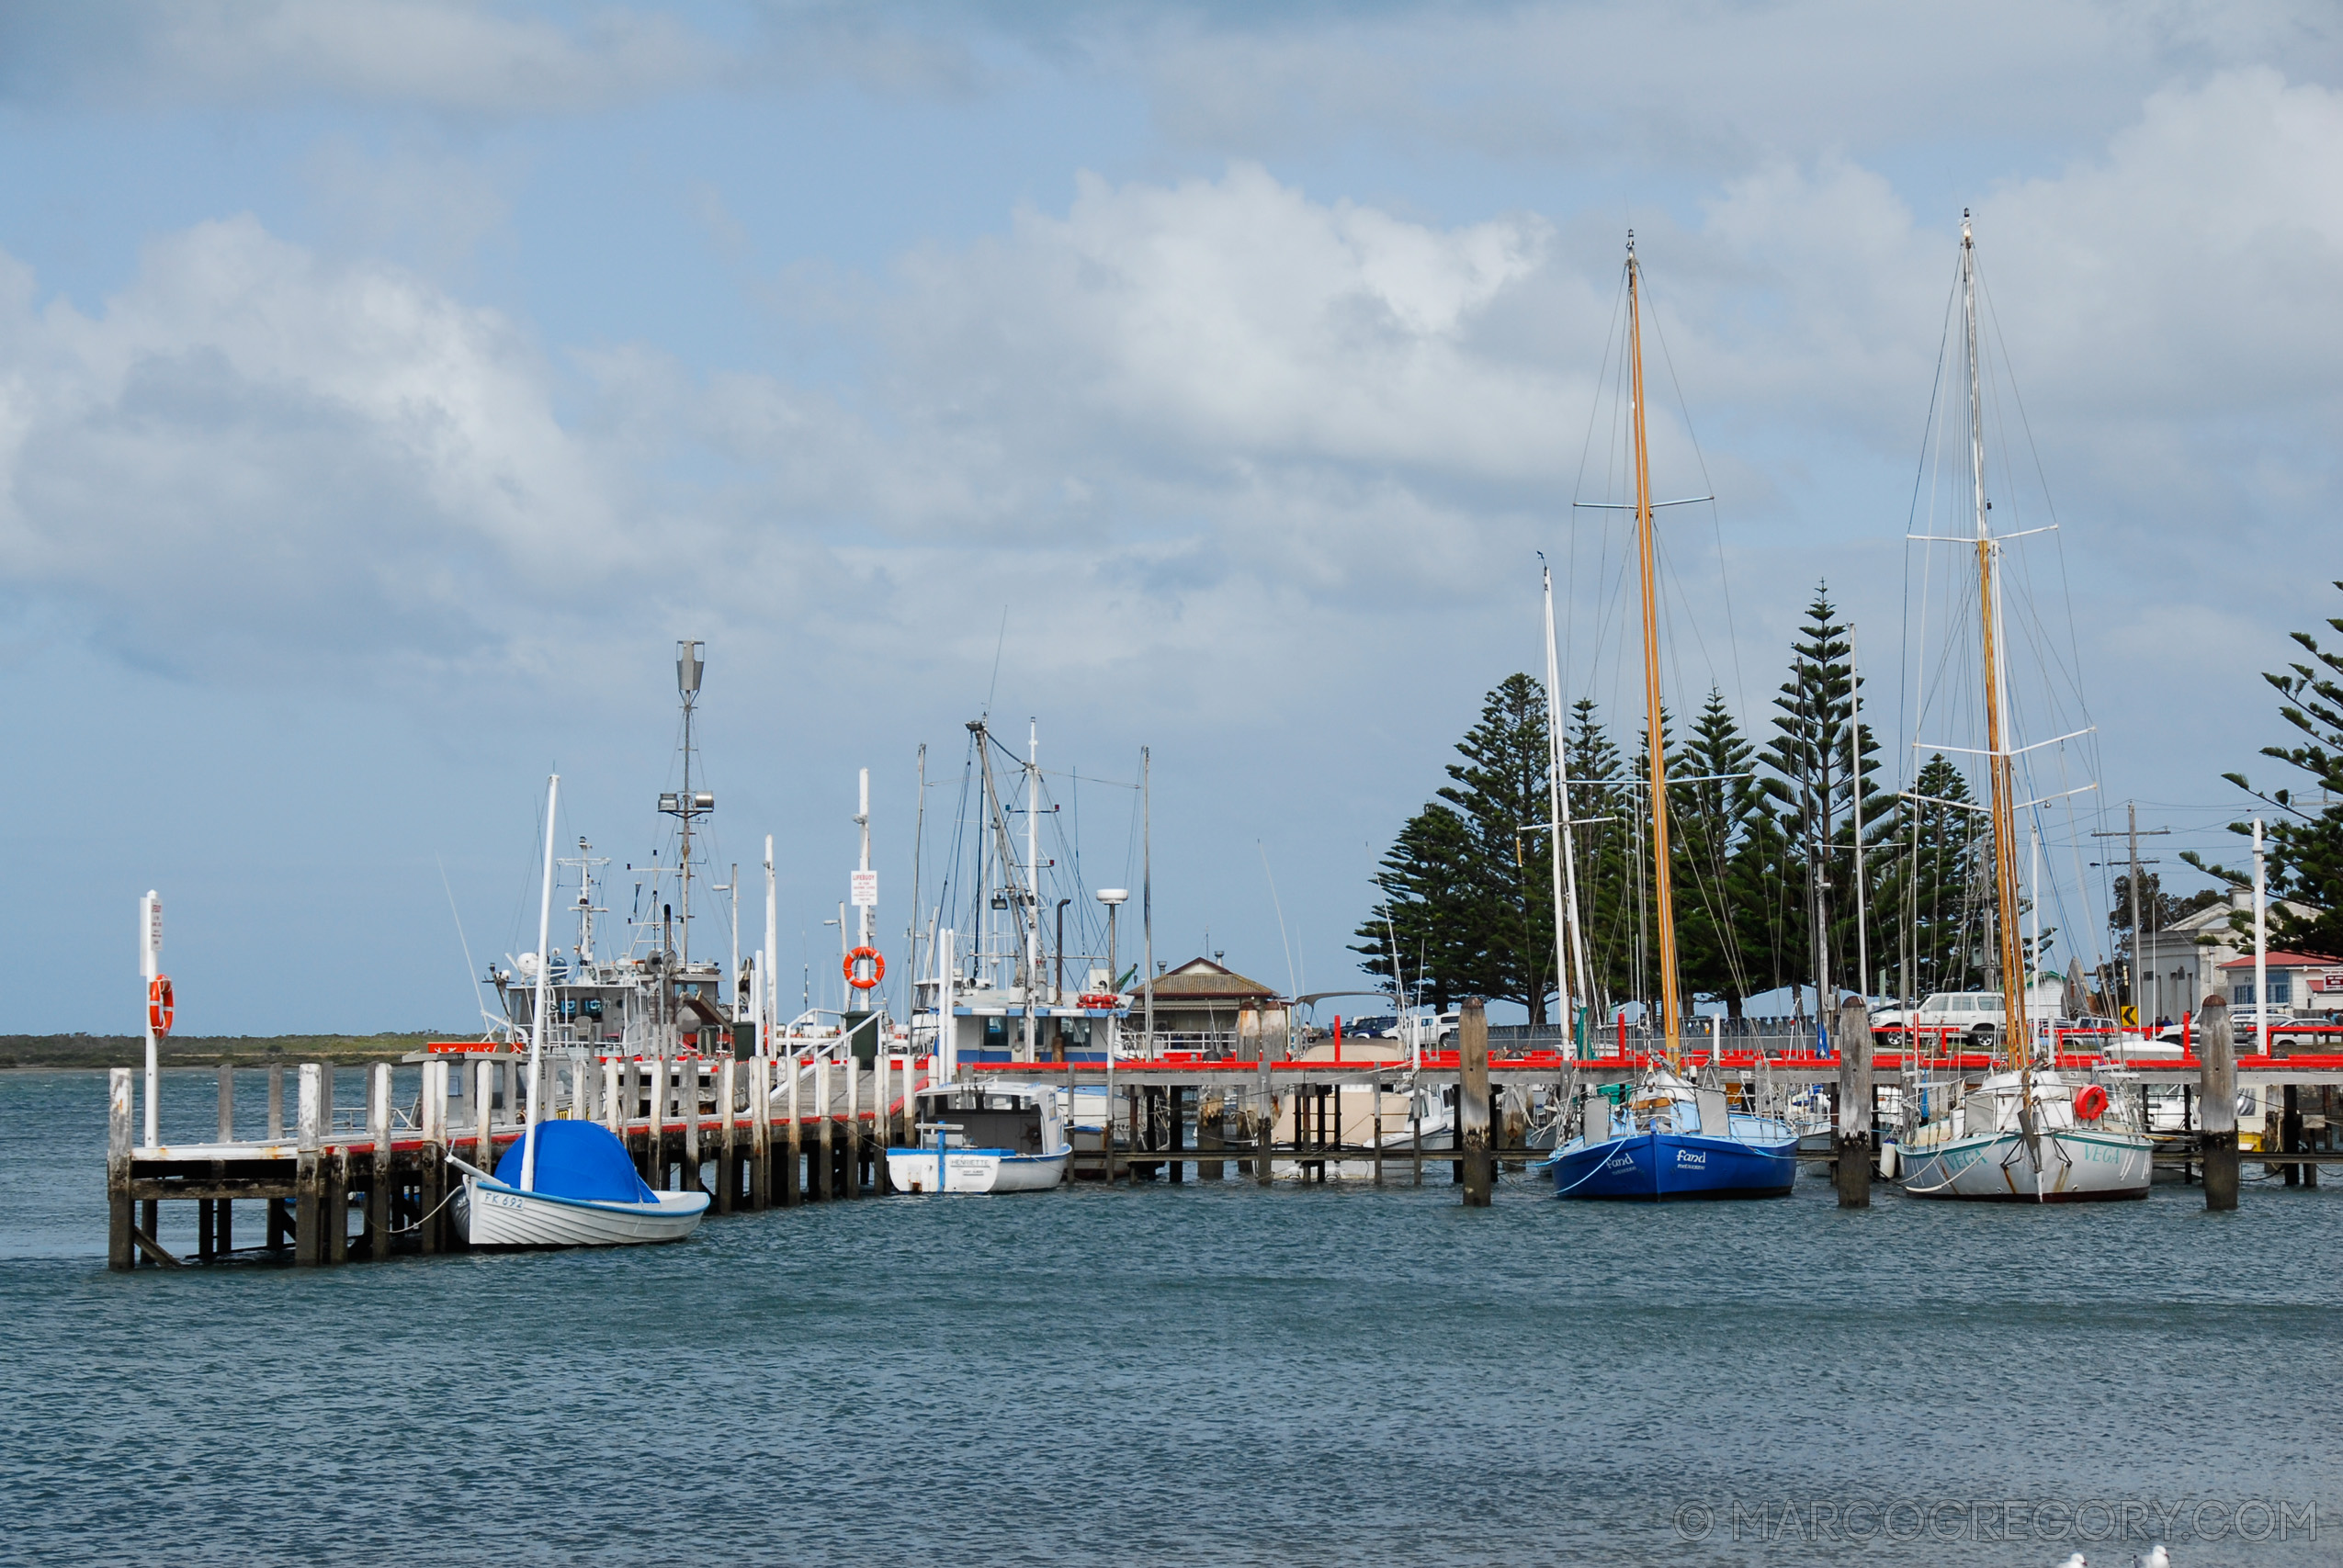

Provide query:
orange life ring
left=2073, top=1083, right=2109, bottom=1121
left=148, top=975, right=175, bottom=1037
left=844, top=946, right=885, bottom=990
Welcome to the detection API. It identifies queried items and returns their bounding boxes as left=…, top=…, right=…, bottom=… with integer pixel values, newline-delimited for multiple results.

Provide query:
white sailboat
left=455, top=773, right=712, bottom=1246
left=1895, top=217, right=2150, bottom=1203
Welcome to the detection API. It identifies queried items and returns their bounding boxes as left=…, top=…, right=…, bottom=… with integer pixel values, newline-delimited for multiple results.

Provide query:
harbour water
left=6, top=1067, right=2338, bottom=1565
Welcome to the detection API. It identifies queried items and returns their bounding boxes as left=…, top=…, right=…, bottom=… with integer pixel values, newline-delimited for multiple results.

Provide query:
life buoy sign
left=148, top=975, right=175, bottom=1037
left=2073, top=1083, right=2109, bottom=1121
left=844, top=946, right=885, bottom=990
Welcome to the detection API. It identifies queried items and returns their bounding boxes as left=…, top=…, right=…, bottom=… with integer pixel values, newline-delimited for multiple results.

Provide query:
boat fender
left=148, top=975, right=175, bottom=1036
left=2073, top=1084, right=2109, bottom=1121
left=844, top=946, right=887, bottom=990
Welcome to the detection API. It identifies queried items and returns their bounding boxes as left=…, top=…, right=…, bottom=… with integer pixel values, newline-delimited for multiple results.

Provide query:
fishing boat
left=1543, top=234, right=1798, bottom=1201
left=455, top=773, right=711, bottom=1247
left=1893, top=217, right=2149, bottom=1202
left=886, top=1082, right=1070, bottom=1193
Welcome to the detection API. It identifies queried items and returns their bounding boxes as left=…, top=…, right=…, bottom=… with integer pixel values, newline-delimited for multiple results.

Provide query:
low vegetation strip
left=0, top=1032, right=466, bottom=1069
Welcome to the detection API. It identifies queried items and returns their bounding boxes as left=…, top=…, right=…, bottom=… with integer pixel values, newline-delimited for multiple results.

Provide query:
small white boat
left=453, top=772, right=711, bottom=1248
left=451, top=1123, right=709, bottom=1247
left=887, top=1083, right=1069, bottom=1193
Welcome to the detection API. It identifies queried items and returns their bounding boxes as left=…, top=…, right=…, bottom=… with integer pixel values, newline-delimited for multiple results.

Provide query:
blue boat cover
left=493, top=1120, right=658, bottom=1203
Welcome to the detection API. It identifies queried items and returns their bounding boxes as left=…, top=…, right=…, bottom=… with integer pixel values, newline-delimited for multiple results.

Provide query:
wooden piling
left=1459, top=998, right=1492, bottom=1207
left=325, top=1147, right=350, bottom=1264
left=814, top=1055, right=832, bottom=1201
left=683, top=1058, right=704, bottom=1194
left=748, top=1056, right=771, bottom=1210
left=295, top=1063, right=324, bottom=1267
left=216, top=1064, right=236, bottom=1256
left=474, top=1058, right=494, bottom=1174
left=1834, top=996, right=1873, bottom=1209
left=2201, top=996, right=2238, bottom=1212
left=1372, top=1074, right=1384, bottom=1187
left=650, top=1055, right=668, bottom=1191
left=108, top=1068, right=133, bottom=1271
left=267, top=1063, right=284, bottom=1140
left=786, top=1054, right=803, bottom=1205
left=420, top=1057, right=446, bottom=1256
left=715, top=1059, right=736, bottom=1214
left=367, top=1063, right=392, bottom=1258
left=843, top=1060, right=860, bottom=1197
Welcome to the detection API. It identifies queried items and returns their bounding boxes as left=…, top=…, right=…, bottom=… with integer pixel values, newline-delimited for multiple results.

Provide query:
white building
left=2133, top=886, right=2323, bottom=1025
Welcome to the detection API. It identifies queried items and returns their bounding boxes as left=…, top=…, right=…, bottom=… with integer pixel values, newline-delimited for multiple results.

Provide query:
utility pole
left=2091, top=802, right=2170, bottom=1035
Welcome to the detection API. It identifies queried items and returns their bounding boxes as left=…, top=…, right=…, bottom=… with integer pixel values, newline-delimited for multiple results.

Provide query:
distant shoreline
left=0, top=1033, right=468, bottom=1069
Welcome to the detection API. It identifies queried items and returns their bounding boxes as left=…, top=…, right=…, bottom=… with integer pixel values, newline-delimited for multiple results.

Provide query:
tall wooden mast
left=1626, top=236, right=1682, bottom=1066
left=1963, top=214, right=2031, bottom=1074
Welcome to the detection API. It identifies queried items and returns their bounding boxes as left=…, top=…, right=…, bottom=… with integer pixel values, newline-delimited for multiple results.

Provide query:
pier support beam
left=108, top=1068, right=133, bottom=1271
left=295, top=1063, right=325, bottom=1267
left=1835, top=996, right=1873, bottom=1209
left=2201, top=996, right=2238, bottom=1212
left=1459, top=998, right=1492, bottom=1207
left=785, top=1055, right=803, bottom=1205
left=420, top=1058, right=446, bottom=1255
left=747, top=1057, right=770, bottom=1211
left=367, top=1063, right=392, bottom=1258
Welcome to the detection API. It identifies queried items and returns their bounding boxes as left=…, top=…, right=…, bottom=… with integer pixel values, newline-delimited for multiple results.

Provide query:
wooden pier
left=103, top=1035, right=2343, bottom=1269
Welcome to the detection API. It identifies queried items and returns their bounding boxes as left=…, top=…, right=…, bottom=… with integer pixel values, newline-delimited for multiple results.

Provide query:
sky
left=1, top=1, right=2339, bottom=1035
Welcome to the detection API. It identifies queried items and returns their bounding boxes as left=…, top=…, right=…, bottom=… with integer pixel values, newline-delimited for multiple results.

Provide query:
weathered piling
left=2201, top=996, right=2238, bottom=1211
left=1835, top=996, right=1873, bottom=1208
left=420, top=1058, right=446, bottom=1255
left=1459, top=998, right=1492, bottom=1207
left=295, top=1063, right=324, bottom=1266
left=107, top=1068, right=133, bottom=1271
left=367, top=1064, right=391, bottom=1257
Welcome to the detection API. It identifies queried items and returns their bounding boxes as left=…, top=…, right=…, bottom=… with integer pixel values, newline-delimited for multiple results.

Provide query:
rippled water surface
left=4, top=1067, right=2337, bottom=1566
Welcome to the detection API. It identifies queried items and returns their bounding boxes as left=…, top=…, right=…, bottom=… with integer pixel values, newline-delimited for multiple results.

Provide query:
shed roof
left=1146, top=957, right=1282, bottom=1001
left=2216, top=951, right=2341, bottom=971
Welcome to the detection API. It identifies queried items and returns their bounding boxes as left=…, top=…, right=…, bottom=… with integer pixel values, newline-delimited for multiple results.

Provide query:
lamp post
left=1097, top=889, right=1128, bottom=1177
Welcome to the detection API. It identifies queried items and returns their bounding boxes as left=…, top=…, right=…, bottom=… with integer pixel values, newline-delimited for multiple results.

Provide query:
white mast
left=521, top=773, right=560, bottom=1193
left=763, top=834, right=776, bottom=1056
left=1542, top=561, right=1590, bottom=1043
left=140, top=890, right=161, bottom=1147
left=856, top=769, right=872, bottom=951
left=1850, top=622, right=1870, bottom=1004
left=2254, top=818, right=2269, bottom=1056
left=1024, top=723, right=1039, bottom=1062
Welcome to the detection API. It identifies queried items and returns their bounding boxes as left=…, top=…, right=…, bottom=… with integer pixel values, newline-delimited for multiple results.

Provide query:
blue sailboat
left=1542, top=236, right=1795, bottom=1201
left=1547, top=1069, right=1796, bottom=1200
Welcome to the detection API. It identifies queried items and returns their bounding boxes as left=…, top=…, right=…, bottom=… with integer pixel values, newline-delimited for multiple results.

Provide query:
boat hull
left=1550, top=1129, right=1796, bottom=1201
left=885, top=1145, right=1069, bottom=1194
left=1897, top=1127, right=2150, bottom=1201
left=458, top=1177, right=710, bottom=1247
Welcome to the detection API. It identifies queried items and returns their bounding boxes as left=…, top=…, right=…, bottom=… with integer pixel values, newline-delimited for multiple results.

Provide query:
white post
left=140, top=890, right=162, bottom=1147
left=939, top=928, right=958, bottom=1083
left=763, top=834, right=777, bottom=1061
left=522, top=774, right=560, bottom=1193
left=2253, top=818, right=2269, bottom=1057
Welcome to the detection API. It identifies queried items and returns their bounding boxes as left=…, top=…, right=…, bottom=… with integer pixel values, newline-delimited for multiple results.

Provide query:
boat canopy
left=493, top=1120, right=658, bottom=1202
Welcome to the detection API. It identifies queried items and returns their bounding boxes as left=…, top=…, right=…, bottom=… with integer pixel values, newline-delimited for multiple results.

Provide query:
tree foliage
left=2186, top=579, right=2343, bottom=957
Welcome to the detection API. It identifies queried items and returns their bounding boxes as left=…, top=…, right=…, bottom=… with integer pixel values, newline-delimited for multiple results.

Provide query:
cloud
left=4, top=68, right=2339, bottom=745
left=0, top=216, right=640, bottom=680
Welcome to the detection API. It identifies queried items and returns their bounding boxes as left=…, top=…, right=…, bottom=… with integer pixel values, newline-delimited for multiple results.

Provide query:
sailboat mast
left=1964, top=214, right=2030, bottom=1068
left=521, top=773, right=560, bottom=1194
left=1626, top=237, right=1682, bottom=1064
left=1543, top=562, right=1591, bottom=1043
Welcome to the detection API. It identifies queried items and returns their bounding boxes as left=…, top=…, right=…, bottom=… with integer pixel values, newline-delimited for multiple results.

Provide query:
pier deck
left=103, top=1043, right=2342, bottom=1269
